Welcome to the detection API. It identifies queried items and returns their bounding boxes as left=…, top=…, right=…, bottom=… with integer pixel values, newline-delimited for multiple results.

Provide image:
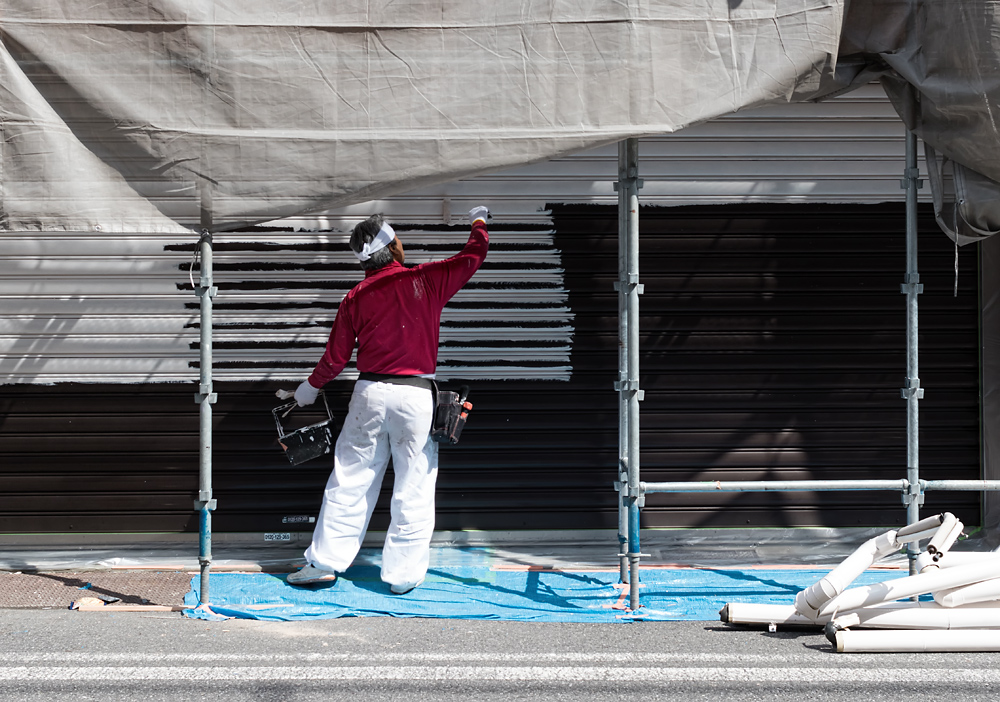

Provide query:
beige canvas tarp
left=1, top=0, right=999, bottom=237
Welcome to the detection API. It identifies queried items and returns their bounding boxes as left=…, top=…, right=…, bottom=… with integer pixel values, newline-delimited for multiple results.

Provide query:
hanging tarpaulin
left=844, top=0, right=1000, bottom=244
left=4, top=1, right=1000, bottom=238
left=0, top=0, right=848, bottom=232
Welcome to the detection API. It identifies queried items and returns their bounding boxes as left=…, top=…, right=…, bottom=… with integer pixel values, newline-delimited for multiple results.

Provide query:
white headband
left=354, top=222, right=396, bottom=261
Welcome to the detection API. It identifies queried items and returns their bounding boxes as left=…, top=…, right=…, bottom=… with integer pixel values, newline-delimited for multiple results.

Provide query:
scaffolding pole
left=615, top=142, right=630, bottom=584
left=902, top=125, right=924, bottom=574
left=194, top=186, right=218, bottom=606
left=614, top=139, right=644, bottom=611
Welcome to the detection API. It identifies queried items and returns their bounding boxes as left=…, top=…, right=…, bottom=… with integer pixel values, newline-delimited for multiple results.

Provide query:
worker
left=286, top=206, right=491, bottom=593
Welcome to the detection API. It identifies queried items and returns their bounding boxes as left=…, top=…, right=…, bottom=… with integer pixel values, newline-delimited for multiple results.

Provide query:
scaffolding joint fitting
left=612, top=178, right=644, bottom=192
left=614, top=381, right=644, bottom=400
left=901, top=481, right=925, bottom=507
left=194, top=391, right=218, bottom=404
left=194, top=498, right=218, bottom=511
left=899, top=282, right=924, bottom=295
left=626, top=488, right=645, bottom=507
left=614, top=279, right=644, bottom=294
left=900, top=387, right=925, bottom=400
left=624, top=490, right=645, bottom=508
left=195, top=285, right=218, bottom=298
left=613, top=282, right=644, bottom=294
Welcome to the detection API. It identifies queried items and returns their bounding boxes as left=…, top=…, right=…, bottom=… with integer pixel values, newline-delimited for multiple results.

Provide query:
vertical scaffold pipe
left=624, top=138, right=643, bottom=611
left=196, top=186, right=218, bottom=606
left=902, top=127, right=924, bottom=575
left=617, top=141, right=630, bottom=584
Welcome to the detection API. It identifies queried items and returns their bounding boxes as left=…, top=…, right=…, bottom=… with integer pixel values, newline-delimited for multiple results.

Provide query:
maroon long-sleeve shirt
left=307, top=220, right=489, bottom=388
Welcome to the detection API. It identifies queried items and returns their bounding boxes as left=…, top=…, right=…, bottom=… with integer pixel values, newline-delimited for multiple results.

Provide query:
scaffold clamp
left=902, top=480, right=925, bottom=506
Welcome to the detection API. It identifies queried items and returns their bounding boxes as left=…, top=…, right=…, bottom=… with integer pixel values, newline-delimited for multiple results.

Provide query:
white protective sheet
left=0, top=0, right=847, bottom=232
left=3, top=0, right=1000, bottom=237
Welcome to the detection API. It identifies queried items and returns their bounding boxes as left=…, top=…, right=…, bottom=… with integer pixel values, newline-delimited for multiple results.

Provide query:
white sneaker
left=390, top=578, right=424, bottom=595
left=286, top=563, right=338, bottom=585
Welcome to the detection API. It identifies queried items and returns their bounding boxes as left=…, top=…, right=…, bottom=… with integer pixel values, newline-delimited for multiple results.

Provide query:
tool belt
left=358, top=372, right=434, bottom=391
left=357, top=373, right=472, bottom=444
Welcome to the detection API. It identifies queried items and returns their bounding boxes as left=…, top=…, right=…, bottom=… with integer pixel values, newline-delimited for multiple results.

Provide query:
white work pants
left=304, top=380, right=438, bottom=590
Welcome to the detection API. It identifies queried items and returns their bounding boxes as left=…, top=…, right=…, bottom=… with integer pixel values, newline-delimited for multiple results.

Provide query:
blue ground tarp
left=185, top=566, right=907, bottom=622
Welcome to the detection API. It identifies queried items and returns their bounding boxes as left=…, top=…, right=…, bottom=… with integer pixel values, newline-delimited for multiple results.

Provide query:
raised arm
left=423, top=206, right=490, bottom=303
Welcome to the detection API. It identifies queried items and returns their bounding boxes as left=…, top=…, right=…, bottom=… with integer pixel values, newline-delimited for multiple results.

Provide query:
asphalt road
left=2, top=609, right=999, bottom=701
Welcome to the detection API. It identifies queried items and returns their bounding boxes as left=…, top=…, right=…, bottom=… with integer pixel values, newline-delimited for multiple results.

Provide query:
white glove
left=468, top=206, right=490, bottom=225
left=293, top=379, right=321, bottom=406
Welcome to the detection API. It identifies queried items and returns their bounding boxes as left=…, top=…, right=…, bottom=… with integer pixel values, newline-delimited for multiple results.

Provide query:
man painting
left=286, top=206, right=490, bottom=594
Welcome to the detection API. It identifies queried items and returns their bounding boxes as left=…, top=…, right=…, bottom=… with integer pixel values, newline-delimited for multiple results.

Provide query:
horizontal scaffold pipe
left=639, top=479, right=1000, bottom=495
left=923, top=480, right=1000, bottom=491
left=640, top=480, right=907, bottom=494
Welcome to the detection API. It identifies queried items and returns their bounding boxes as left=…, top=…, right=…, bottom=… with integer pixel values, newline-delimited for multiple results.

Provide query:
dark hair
left=350, top=214, right=394, bottom=270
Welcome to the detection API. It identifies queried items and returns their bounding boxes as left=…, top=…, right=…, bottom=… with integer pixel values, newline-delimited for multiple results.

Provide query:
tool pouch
left=430, top=383, right=472, bottom=445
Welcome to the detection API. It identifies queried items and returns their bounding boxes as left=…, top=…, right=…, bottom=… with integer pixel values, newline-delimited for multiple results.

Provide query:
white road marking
left=2, top=652, right=793, bottom=663
left=0, top=666, right=990, bottom=683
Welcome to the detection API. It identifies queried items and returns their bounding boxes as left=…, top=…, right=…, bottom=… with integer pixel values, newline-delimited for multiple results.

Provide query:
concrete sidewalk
left=0, top=527, right=903, bottom=572
left=0, top=527, right=910, bottom=610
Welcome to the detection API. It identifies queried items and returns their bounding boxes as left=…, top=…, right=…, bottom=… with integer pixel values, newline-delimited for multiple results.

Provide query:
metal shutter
left=0, top=203, right=980, bottom=532
left=546, top=202, right=981, bottom=528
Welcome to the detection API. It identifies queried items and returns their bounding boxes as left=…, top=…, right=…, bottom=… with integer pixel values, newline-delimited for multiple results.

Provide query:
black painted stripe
left=177, top=281, right=563, bottom=291
left=185, top=301, right=565, bottom=311
left=441, top=320, right=571, bottom=328
left=185, top=321, right=335, bottom=330
left=440, top=340, right=568, bottom=348
left=166, top=237, right=554, bottom=253
left=185, top=302, right=343, bottom=310
left=189, top=320, right=569, bottom=331
left=193, top=360, right=565, bottom=369
left=445, top=301, right=568, bottom=309
left=193, top=339, right=568, bottom=350
left=437, top=360, right=563, bottom=367
left=181, top=261, right=561, bottom=272
left=193, top=361, right=317, bottom=369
